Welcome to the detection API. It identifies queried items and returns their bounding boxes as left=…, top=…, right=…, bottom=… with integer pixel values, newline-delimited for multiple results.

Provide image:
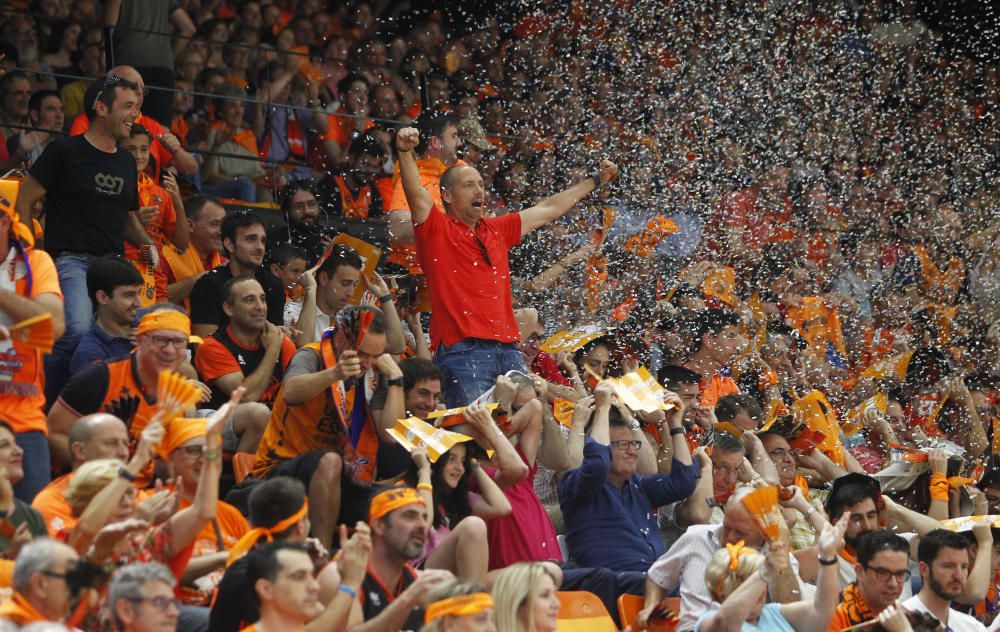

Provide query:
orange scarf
left=319, top=333, right=378, bottom=484
left=834, top=582, right=873, bottom=628
left=0, top=591, right=48, bottom=625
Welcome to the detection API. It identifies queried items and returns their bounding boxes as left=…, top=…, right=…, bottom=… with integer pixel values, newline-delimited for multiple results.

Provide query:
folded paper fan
left=427, top=403, right=501, bottom=429
left=8, top=313, right=55, bottom=354
left=607, top=367, right=677, bottom=414
left=740, top=485, right=789, bottom=543
left=387, top=416, right=475, bottom=462
left=941, top=515, right=1000, bottom=532
left=156, top=370, right=203, bottom=422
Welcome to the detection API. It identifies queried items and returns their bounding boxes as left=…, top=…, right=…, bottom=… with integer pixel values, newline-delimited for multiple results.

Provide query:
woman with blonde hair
left=695, top=513, right=849, bottom=631
left=491, top=562, right=560, bottom=632
left=422, top=580, right=496, bottom=632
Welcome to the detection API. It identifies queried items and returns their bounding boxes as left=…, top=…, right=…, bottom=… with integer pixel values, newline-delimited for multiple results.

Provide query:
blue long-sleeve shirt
left=558, top=438, right=700, bottom=572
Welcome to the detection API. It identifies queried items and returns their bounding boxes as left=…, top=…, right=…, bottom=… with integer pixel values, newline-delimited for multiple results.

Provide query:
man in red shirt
left=396, top=127, right=618, bottom=406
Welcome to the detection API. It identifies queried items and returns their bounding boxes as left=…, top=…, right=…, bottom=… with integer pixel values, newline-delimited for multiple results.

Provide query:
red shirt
left=531, top=351, right=570, bottom=386
left=414, top=205, right=522, bottom=349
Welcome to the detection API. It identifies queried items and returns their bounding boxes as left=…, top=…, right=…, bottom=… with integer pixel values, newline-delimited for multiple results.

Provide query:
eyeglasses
left=713, top=463, right=745, bottom=477
left=128, top=596, right=182, bottom=612
left=767, top=447, right=798, bottom=460
left=147, top=335, right=189, bottom=350
left=175, top=445, right=205, bottom=457
left=40, top=570, right=67, bottom=581
left=610, top=440, right=642, bottom=451
left=863, top=565, right=911, bottom=583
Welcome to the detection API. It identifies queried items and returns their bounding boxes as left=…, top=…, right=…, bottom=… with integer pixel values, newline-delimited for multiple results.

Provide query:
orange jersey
left=698, top=373, right=740, bottom=408
left=161, top=246, right=222, bottom=312
left=30, top=473, right=75, bottom=534
left=176, top=496, right=249, bottom=605
left=0, top=247, right=62, bottom=434
left=827, top=583, right=874, bottom=632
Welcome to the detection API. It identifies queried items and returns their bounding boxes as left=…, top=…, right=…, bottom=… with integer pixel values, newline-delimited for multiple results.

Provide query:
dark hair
left=248, top=477, right=307, bottom=536
left=185, top=194, right=223, bottom=221
left=404, top=448, right=472, bottom=530
left=399, top=357, right=441, bottom=392
left=692, top=308, right=738, bottom=353
left=348, top=133, right=386, bottom=160
left=336, top=73, right=368, bottom=99
left=0, top=71, right=29, bottom=94
left=572, top=338, right=610, bottom=367
left=713, top=431, right=745, bottom=455
left=334, top=305, right=387, bottom=339
left=94, top=75, right=139, bottom=112
left=978, top=465, right=1000, bottom=492
left=277, top=178, right=317, bottom=216
left=221, top=274, right=261, bottom=305
left=247, top=541, right=310, bottom=605
left=917, top=529, right=970, bottom=566
left=584, top=403, right=625, bottom=436
left=317, top=244, right=363, bottom=280
left=414, top=110, right=456, bottom=155
left=269, top=243, right=307, bottom=268
left=714, top=394, right=744, bottom=422
left=0, top=419, right=14, bottom=437
left=86, top=254, right=143, bottom=305
left=127, top=122, right=152, bottom=141
left=856, top=529, right=909, bottom=567
left=221, top=211, right=265, bottom=255
left=28, top=89, right=59, bottom=114
left=657, top=364, right=702, bottom=390
left=826, top=473, right=881, bottom=520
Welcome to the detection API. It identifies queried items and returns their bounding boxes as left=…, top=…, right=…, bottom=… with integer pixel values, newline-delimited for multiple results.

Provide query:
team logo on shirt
left=94, top=173, right=125, bottom=196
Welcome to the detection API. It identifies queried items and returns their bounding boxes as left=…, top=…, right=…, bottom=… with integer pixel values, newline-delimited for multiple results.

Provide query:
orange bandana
left=226, top=499, right=309, bottom=566
left=425, top=593, right=494, bottom=623
left=137, top=310, right=191, bottom=337
left=368, top=486, right=425, bottom=524
left=157, top=418, right=207, bottom=460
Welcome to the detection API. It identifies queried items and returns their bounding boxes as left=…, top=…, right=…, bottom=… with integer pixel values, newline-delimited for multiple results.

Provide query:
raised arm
left=395, top=128, right=433, bottom=225
left=519, top=160, right=618, bottom=237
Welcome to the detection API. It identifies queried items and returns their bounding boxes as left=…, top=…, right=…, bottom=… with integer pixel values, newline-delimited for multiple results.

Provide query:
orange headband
left=226, top=499, right=309, bottom=567
left=425, top=593, right=494, bottom=623
left=369, top=486, right=425, bottom=524
left=157, top=417, right=207, bottom=461
left=716, top=541, right=758, bottom=598
left=137, top=311, right=191, bottom=337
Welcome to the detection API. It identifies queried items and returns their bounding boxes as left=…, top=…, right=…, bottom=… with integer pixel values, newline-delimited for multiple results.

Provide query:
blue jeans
left=44, top=254, right=94, bottom=407
left=434, top=339, right=527, bottom=407
left=13, top=431, right=50, bottom=503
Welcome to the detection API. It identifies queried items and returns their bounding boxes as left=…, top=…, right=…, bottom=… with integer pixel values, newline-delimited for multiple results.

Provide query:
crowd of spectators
left=0, top=0, right=996, bottom=630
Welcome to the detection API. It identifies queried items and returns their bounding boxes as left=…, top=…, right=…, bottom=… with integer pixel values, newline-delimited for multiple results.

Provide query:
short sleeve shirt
left=189, top=265, right=285, bottom=330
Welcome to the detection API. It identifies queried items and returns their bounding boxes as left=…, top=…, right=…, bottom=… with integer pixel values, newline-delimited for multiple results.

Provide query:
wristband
left=204, top=448, right=221, bottom=462
left=802, top=507, right=817, bottom=519
left=397, top=147, right=413, bottom=154
left=117, top=467, right=137, bottom=482
left=757, top=568, right=770, bottom=583
left=417, top=483, right=433, bottom=492
left=378, top=294, right=394, bottom=304
left=669, top=427, right=686, bottom=436
left=818, top=556, right=838, bottom=566
left=338, top=584, right=357, bottom=599
left=387, top=377, right=404, bottom=388
left=591, top=174, right=603, bottom=190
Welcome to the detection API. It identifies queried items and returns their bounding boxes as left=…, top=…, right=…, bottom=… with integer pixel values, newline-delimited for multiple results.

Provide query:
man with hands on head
left=395, top=125, right=619, bottom=407
left=252, top=305, right=406, bottom=549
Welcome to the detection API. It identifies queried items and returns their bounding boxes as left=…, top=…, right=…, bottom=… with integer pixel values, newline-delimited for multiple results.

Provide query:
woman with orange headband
left=422, top=580, right=496, bottom=632
left=695, top=513, right=848, bottom=632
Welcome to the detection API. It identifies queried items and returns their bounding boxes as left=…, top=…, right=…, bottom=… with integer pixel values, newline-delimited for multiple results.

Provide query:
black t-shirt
left=208, top=555, right=255, bottom=632
left=29, top=134, right=139, bottom=257
left=189, top=264, right=285, bottom=329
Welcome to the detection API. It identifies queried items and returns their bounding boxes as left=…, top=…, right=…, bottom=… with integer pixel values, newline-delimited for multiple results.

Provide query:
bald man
left=68, top=65, right=197, bottom=177
left=31, top=414, right=130, bottom=533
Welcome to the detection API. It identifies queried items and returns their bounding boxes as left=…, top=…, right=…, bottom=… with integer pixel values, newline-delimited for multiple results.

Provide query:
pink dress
left=481, top=445, right=562, bottom=570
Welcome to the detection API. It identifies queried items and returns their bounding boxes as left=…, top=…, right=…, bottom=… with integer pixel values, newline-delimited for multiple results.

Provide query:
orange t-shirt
left=698, top=373, right=740, bottom=408
left=193, top=329, right=296, bottom=407
left=30, top=473, right=75, bottom=534
left=161, top=245, right=222, bottom=312
left=125, top=173, right=174, bottom=307
left=0, top=247, right=63, bottom=434
left=387, top=157, right=457, bottom=273
left=176, top=495, right=249, bottom=605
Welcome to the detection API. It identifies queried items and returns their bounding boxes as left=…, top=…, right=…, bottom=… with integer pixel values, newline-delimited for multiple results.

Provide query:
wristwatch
left=387, top=377, right=404, bottom=388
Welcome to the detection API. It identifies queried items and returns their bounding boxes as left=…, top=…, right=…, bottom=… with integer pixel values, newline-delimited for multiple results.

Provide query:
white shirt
left=283, top=299, right=331, bottom=341
left=903, top=594, right=986, bottom=632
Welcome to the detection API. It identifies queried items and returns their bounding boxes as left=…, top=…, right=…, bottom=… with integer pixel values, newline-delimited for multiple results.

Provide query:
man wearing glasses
left=828, top=529, right=912, bottom=632
left=108, top=562, right=182, bottom=632
left=558, top=381, right=696, bottom=585
left=0, top=538, right=79, bottom=626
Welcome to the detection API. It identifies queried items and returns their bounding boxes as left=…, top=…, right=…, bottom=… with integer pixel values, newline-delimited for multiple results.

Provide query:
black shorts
left=269, top=449, right=373, bottom=526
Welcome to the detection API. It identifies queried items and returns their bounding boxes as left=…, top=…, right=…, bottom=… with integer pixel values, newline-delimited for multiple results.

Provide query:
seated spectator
left=107, top=563, right=181, bottom=632
left=158, top=418, right=249, bottom=606
left=558, top=382, right=696, bottom=576
left=6, top=89, right=63, bottom=168
left=69, top=255, right=142, bottom=374
left=319, top=74, right=374, bottom=168
left=0, top=421, right=47, bottom=552
left=162, top=195, right=225, bottom=312
left=344, top=486, right=454, bottom=630
left=193, top=275, right=295, bottom=452
left=491, top=562, right=561, bottom=632
left=190, top=212, right=285, bottom=338
left=903, top=528, right=992, bottom=631
left=202, top=84, right=265, bottom=203
left=828, top=530, right=912, bottom=632
left=48, top=305, right=197, bottom=472
left=268, top=179, right=331, bottom=268
left=315, top=133, right=387, bottom=221
left=696, top=514, right=848, bottom=632
left=642, top=488, right=807, bottom=632
left=118, top=123, right=190, bottom=309
left=515, top=307, right=584, bottom=403
left=682, top=309, right=742, bottom=408
left=714, top=393, right=763, bottom=431
left=0, top=539, right=79, bottom=626
left=267, top=243, right=309, bottom=303
left=400, top=404, right=515, bottom=584
left=252, top=306, right=404, bottom=547
left=422, top=580, right=496, bottom=632
left=32, top=414, right=130, bottom=535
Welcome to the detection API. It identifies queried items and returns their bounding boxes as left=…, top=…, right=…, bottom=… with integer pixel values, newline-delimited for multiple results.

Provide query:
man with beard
left=315, top=133, right=387, bottom=223
left=903, top=529, right=992, bottom=631
left=828, top=530, right=911, bottom=631
left=345, top=486, right=454, bottom=631
left=269, top=180, right=330, bottom=268
left=190, top=212, right=285, bottom=338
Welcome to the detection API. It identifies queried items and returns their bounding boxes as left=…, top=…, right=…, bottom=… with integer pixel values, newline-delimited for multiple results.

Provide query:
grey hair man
left=108, top=563, right=181, bottom=632
left=0, top=538, right=80, bottom=625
